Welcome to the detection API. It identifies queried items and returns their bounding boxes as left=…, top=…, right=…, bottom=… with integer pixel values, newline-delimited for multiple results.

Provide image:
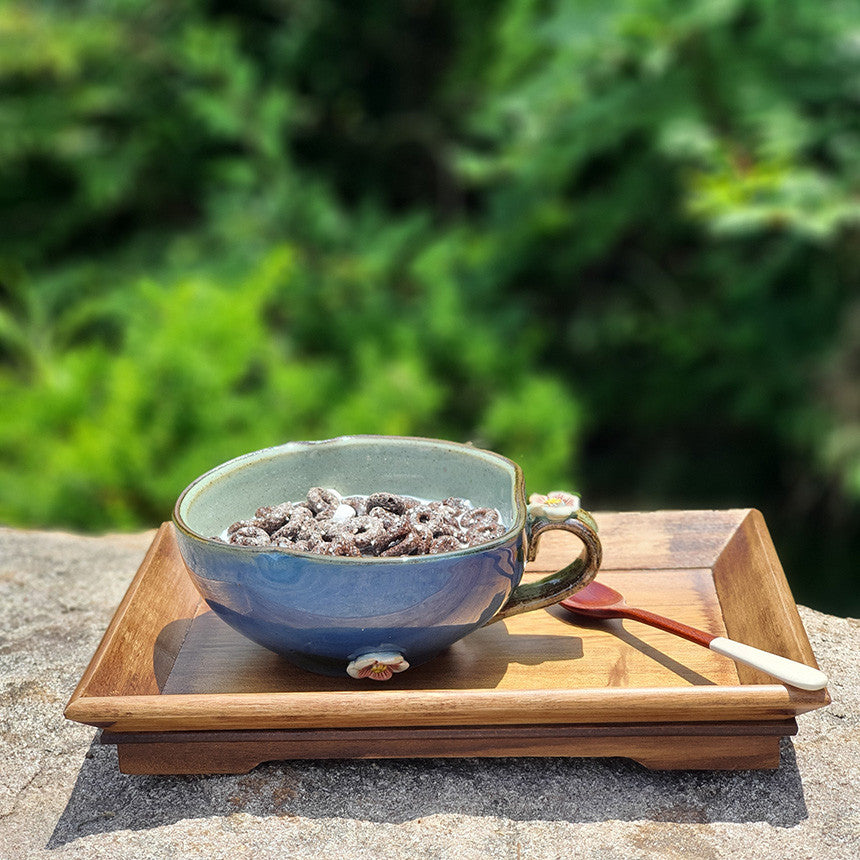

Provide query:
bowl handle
left=487, top=506, right=602, bottom=623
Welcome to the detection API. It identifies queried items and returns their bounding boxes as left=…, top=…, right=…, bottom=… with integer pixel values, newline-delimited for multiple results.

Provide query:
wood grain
left=66, top=683, right=825, bottom=733
left=110, top=721, right=794, bottom=774
left=115, top=734, right=782, bottom=773
left=526, top=509, right=748, bottom=574
left=712, top=509, right=828, bottom=688
left=64, top=511, right=830, bottom=757
left=155, top=568, right=735, bottom=697
left=65, top=523, right=201, bottom=703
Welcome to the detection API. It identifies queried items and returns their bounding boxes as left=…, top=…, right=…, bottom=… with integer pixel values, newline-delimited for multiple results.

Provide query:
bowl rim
left=172, top=434, right=527, bottom=563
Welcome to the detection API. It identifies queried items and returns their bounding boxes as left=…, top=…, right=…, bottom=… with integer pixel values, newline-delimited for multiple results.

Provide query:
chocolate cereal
left=220, top=488, right=507, bottom=557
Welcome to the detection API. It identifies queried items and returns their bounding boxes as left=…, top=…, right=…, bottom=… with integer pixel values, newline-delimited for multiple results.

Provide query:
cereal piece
left=310, top=537, right=354, bottom=557
left=368, top=506, right=399, bottom=524
left=342, top=496, right=368, bottom=516
left=272, top=507, right=317, bottom=541
left=431, top=499, right=467, bottom=532
left=318, top=520, right=347, bottom=542
left=407, top=505, right=436, bottom=526
left=379, top=530, right=421, bottom=557
left=407, top=505, right=455, bottom=538
left=429, top=499, right=460, bottom=521
left=342, top=516, right=385, bottom=551
left=271, top=532, right=294, bottom=547
left=430, top=519, right=456, bottom=537
left=379, top=523, right=433, bottom=557
left=227, top=519, right=259, bottom=535
left=307, top=538, right=336, bottom=556
left=367, top=492, right=407, bottom=515
left=429, top=535, right=464, bottom=554
left=309, top=520, right=343, bottom=549
left=459, top=507, right=502, bottom=530
left=307, top=487, right=342, bottom=517
left=273, top=538, right=312, bottom=552
left=309, top=525, right=363, bottom=557
left=254, top=502, right=294, bottom=533
left=332, top=539, right=362, bottom=557
left=370, top=513, right=411, bottom=552
left=462, top=522, right=506, bottom=547
left=228, top=526, right=271, bottom=546
left=412, top=523, right=434, bottom=554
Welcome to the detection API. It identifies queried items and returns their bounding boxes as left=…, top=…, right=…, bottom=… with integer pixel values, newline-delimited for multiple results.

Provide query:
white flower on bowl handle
left=527, top=491, right=581, bottom=522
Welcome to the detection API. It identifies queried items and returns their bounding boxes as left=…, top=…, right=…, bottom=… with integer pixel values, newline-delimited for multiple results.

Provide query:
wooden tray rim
left=65, top=511, right=830, bottom=734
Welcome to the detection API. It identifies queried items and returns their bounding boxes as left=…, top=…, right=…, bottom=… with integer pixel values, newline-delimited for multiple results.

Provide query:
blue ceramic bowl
left=173, top=436, right=601, bottom=679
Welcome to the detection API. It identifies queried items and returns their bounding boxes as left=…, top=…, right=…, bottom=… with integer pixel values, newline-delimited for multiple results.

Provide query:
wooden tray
left=65, top=510, right=829, bottom=773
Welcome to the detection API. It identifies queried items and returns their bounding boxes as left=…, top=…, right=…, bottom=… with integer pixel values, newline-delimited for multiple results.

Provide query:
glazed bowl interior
left=176, top=436, right=523, bottom=544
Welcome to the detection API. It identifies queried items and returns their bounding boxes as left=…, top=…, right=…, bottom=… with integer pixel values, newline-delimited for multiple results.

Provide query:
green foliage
left=1, top=0, right=859, bottom=609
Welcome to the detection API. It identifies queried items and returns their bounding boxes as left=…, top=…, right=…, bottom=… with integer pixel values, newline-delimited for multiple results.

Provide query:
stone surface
left=0, top=525, right=858, bottom=859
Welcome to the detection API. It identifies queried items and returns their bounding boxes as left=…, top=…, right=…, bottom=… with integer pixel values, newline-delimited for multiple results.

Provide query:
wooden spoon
left=560, top=581, right=828, bottom=691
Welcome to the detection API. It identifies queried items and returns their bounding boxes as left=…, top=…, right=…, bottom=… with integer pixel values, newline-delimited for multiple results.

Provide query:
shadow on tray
left=47, top=734, right=808, bottom=847
left=152, top=612, right=586, bottom=694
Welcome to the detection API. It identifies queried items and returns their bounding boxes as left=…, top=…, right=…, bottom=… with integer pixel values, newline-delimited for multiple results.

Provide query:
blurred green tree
left=0, top=0, right=858, bottom=610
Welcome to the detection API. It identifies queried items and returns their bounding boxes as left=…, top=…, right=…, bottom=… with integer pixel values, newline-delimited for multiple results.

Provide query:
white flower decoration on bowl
left=527, top=491, right=581, bottom=522
left=346, top=651, right=410, bottom=681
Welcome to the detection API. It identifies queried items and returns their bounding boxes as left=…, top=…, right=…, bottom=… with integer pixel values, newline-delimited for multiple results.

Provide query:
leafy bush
left=1, top=0, right=858, bottom=610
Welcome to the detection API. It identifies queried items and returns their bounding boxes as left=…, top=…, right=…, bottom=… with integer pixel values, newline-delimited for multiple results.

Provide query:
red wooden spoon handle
left=614, top=606, right=716, bottom=648
left=560, top=599, right=716, bottom=648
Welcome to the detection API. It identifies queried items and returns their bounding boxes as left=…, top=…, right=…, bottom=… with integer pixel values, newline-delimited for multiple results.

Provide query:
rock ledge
left=1, top=526, right=857, bottom=859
